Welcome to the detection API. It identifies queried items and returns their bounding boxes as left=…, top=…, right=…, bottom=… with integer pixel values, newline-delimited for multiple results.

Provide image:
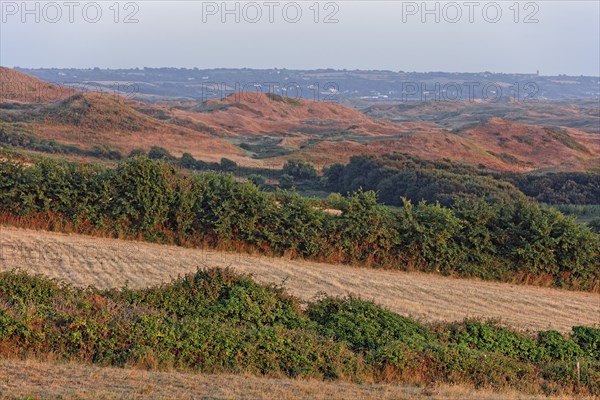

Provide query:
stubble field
left=1, top=225, right=597, bottom=333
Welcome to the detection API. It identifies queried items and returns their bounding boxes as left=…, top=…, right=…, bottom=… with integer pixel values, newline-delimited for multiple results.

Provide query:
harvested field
left=0, top=225, right=598, bottom=332
left=3, top=357, right=596, bottom=400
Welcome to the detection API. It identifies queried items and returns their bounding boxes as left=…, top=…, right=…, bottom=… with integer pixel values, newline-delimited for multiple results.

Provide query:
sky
left=1, top=0, right=599, bottom=76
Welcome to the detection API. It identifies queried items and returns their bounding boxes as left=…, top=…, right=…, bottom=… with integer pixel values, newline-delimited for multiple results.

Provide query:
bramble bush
left=0, top=269, right=598, bottom=395
left=306, top=296, right=432, bottom=351
left=572, top=326, right=600, bottom=360
left=105, top=268, right=309, bottom=329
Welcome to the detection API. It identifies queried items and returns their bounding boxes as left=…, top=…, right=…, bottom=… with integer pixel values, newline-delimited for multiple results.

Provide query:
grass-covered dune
left=0, top=269, right=598, bottom=396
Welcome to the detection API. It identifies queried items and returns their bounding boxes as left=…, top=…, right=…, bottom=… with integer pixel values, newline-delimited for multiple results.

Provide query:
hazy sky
left=1, top=1, right=599, bottom=75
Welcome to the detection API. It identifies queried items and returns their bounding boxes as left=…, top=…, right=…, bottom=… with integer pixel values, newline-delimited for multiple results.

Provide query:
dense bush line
left=0, top=269, right=598, bottom=395
left=324, top=154, right=600, bottom=206
left=0, top=156, right=598, bottom=290
left=506, top=172, right=600, bottom=205
left=324, top=154, right=525, bottom=206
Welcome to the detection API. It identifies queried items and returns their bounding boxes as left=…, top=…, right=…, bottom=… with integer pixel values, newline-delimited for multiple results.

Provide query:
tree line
left=323, top=154, right=600, bottom=206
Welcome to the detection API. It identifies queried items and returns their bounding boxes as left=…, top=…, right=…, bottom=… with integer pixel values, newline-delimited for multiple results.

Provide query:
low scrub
left=0, top=269, right=598, bottom=395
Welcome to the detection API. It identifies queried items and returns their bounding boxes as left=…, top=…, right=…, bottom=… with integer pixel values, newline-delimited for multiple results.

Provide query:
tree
left=279, top=174, right=294, bottom=189
left=334, top=190, right=399, bottom=263
left=220, top=158, right=238, bottom=172
left=148, top=146, right=175, bottom=161
left=180, top=152, right=198, bottom=169
left=283, top=160, right=317, bottom=180
left=128, top=148, right=146, bottom=158
left=247, top=174, right=266, bottom=187
left=270, top=190, right=326, bottom=256
left=588, top=217, right=600, bottom=234
left=397, top=198, right=465, bottom=273
left=107, top=157, right=176, bottom=237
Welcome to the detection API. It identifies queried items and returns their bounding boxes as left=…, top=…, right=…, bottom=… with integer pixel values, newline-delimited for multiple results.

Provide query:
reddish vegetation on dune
left=0, top=67, right=74, bottom=103
left=0, top=68, right=242, bottom=163
left=458, top=118, right=600, bottom=171
left=1, top=68, right=598, bottom=172
left=169, top=92, right=417, bottom=137
left=278, top=118, right=599, bottom=172
left=169, top=93, right=598, bottom=171
left=27, top=94, right=243, bottom=163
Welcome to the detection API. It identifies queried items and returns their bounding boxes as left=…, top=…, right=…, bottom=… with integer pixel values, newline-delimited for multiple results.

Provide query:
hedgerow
left=0, top=156, right=598, bottom=290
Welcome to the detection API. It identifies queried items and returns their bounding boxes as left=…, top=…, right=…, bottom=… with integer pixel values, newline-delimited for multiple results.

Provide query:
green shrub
left=397, top=199, right=466, bottom=273
left=443, top=320, right=547, bottom=362
left=538, top=330, right=582, bottom=361
left=306, top=296, right=431, bottom=351
left=421, top=343, right=537, bottom=391
left=105, top=156, right=177, bottom=237
left=539, top=360, right=600, bottom=393
left=588, top=218, right=600, bottom=234
left=148, top=146, right=175, bottom=161
left=0, top=269, right=64, bottom=307
left=367, top=341, right=423, bottom=377
left=0, top=269, right=598, bottom=394
left=219, top=158, right=237, bottom=172
left=270, top=190, right=328, bottom=257
left=106, top=268, right=309, bottom=329
left=572, top=326, right=600, bottom=360
left=333, top=190, right=399, bottom=263
left=283, top=160, right=317, bottom=180
left=0, top=269, right=362, bottom=380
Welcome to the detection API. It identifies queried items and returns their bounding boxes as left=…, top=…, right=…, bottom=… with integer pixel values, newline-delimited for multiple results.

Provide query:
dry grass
left=1, top=225, right=598, bottom=333
left=0, top=358, right=594, bottom=400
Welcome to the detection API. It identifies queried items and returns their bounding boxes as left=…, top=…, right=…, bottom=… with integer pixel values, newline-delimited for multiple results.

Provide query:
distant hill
left=0, top=67, right=73, bottom=103
left=278, top=127, right=599, bottom=172
left=362, top=99, right=600, bottom=134
left=15, top=67, right=600, bottom=101
left=457, top=118, right=599, bottom=171
left=0, top=69, right=241, bottom=163
left=166, top=92, right=413, bottom=137
left=1, top=68, right=598, bottom=172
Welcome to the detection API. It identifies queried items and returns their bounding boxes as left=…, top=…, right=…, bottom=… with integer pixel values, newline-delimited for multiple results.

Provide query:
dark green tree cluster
left=148, top=145, right=176, bottom=162
left=129, top=148, right=221, bottom=171
left=324, top=155, right=525, bottom=207
left=504, top=172, right=600, bottom=205
left=282, top=160, right=318, bottom=180
left=0, top=156, right=598, bottom=290
left=324, top=154, right=600, bottom=206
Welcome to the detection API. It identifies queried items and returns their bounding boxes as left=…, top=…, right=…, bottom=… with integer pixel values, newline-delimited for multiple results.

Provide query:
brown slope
left=272, top=119, right=599, bottom=172
left=363, top=99, right=600, bottom=135
left=0, top=67, right=242, bottom=163
left=168, top=93, right=424, bottom=137
left=458, top=118, right=600, bottom=171
left=0, top=66, right=74, bottom=103
left=169, top=94, right=598, bottom=171
left=270, top=131, right=508, bottom=170
left=23, top=93, right=243, bottom=162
